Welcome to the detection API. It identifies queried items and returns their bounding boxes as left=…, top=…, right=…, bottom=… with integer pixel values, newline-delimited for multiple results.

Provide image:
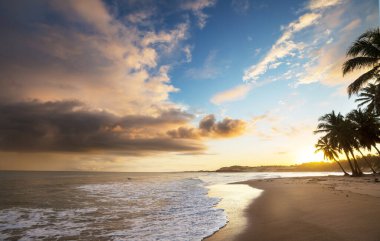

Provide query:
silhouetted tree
left=343, top=28, right=380, bottom=96
left=355, top=83, right=380, bottom=115
left=347, top=109, right=380, bottom=155
left=346, top=110, right=378, bottom=174
left=315, top=137, right=349, bottom=176
left=315, top=111, right=362, bottom=176
left=314, top=28, right=380, bottom=176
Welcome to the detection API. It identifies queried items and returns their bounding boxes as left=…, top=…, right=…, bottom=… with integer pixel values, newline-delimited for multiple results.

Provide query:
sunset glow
left=295, top=146, right=324, bottom=164
left=0, top=0, right=378, bottom=171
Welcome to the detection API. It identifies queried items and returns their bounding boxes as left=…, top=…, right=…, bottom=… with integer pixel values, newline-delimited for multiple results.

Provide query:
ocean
left=0, top=171, right=339, bottom=241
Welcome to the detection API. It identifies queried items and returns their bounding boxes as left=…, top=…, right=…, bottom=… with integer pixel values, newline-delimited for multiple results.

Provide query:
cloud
left=201, top=115, right=246, bottom=137
left=211, top=84, right=252, bottom=104
left=269, top=62, right=283, bottom=70
left=186, top=50, right=219, bottom=79
left=0, top=100, right=204, bottom=155
left=168, top=114, right=246, bottom=139
left=243, top=12, right=321, bottom=83
left=254, top=48, right=261, bottom=55
left=167, top=127, right=201, bottom=139
left=295, top=0, right=378, bottom=87
left=241, top=0, right=377, bottom=95
left=342, top=18, right=362, bottom=32
left=251, top=112, right=314, bottom=141
left=211, top=73, right=288, bottom=105
left=183, top=45, right=193, bottom=63
left=242, top=0, right=346, bottom=84
left=288, top=12, right=321, bottom=32
left=182, top=0, right=217, bottom=28
left=231, top=0, right=250, bottom=14
left=252, top=113, right=273, bottom=123
left=0, top=0, right=192, bottom=117
left=0, top=100, right=247, bottom=155
left=126, top=10, right=153, bottom=25
left=212, top=69, right=300, bottom=105
left=307, top=0, right=342, bottom=10
left=0, top=0, right=245, bottom=162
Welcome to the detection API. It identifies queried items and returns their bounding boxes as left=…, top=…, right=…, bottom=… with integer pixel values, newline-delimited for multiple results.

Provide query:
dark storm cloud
left=0, top=100, right=203, bottom=154
left=167, top=127, right=200, bottom=139
left=0, top=1, right=247, bottom=158
left=119, top=109, right=194, bottom=128
left=168, top=114, right=246, bottom=139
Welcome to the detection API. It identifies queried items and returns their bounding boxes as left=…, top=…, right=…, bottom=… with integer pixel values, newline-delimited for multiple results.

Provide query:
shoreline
left=204, top=183, right=262, bottom=241
left=207, top=175, right=380, bottom=241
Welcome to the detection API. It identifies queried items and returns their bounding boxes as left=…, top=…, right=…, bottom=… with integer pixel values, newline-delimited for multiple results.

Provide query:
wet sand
left=207, top=175, right=380, bottom=241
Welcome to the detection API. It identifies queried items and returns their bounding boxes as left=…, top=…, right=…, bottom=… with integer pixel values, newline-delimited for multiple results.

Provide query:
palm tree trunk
left=373, top=145, right=380, bottom=156
left=344, top=151, right=356, bottom=176
left=334, top=160, right=350, bottom=176
left=349, top=149, right=363, bottom=176
left=357, top=149, right=377, bottom=174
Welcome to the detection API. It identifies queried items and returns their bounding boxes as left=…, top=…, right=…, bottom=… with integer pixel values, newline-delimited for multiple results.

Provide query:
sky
left=0, top=0, right=378, bottom=172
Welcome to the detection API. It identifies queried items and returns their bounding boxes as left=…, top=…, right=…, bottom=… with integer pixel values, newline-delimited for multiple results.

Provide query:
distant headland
left=214, top=157, right=380, bottom=172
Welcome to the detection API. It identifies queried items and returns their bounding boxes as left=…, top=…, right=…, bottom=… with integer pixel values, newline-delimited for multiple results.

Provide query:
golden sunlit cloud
left=0, top=0, right=377, bottom=172
left=211, top=84, right=253, bottom=105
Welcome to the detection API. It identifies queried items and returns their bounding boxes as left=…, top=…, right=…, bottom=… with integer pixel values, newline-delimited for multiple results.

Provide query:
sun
left=295, top=146, right=324, bottom=164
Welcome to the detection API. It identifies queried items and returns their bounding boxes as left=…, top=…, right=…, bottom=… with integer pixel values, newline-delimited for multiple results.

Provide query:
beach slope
left=236, top=176, right=380, bottom=241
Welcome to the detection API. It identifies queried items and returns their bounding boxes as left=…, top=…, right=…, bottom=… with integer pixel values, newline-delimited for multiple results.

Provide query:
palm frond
left=314, top=129, right=328, bottom=134
left=346, top=39, right=380, bottom=57
left=358, top=28, right=380, bottom=43
left=342, top=57, right=378, bottom=75
left=347, top=68, right=378, bottom=96
left=355, top=97, right=371, bottom=103
left=357, top=93, right=374, bottom=98
left=357, top=100, right=371, bottom=108
left=366, top=103, right=375, bottom=113
left=316, top=123, right=332, bottom=130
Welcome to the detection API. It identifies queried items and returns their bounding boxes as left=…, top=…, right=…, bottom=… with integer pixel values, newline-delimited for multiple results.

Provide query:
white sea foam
left=0, top=172, right=340, bottom=240
left=0, top=177, right=227, bottom=241
left=77, top=178, right=227, bottom=241
left=0, top=207, right=96, bottom=240
left=199, top=171, right=341, bottom=186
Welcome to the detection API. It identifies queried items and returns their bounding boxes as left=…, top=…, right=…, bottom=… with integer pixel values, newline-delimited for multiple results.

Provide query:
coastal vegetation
left=215, top=156, right=380, bottom=173
left=315, top=28, right=380, bottom=176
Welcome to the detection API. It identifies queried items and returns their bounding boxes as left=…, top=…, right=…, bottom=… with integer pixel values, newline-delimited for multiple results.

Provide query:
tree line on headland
left=214, top=158, right=380, bottom=173
left=314, top=28, right=380, bottom=176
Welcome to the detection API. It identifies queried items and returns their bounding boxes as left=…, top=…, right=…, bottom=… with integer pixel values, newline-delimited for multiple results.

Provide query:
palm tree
left=347, top=109, right=380, bottom=155
left=314, top=111, right=362, bottom=176
left=338, top=116, right=363, bottom=176
left=355, top=83, right=380, bottom=115
left=315, top=137, right=349, bottom=176
left=343, top=28, right=380, bottom=96
left=347, top=110, right=378, bottom=174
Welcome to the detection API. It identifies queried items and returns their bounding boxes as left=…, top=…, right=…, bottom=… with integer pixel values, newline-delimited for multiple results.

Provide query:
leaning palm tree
left=347, top=109, right=380, bottom=155
left=315, top=137, right=349, bottom=176
left=355, top=83, right=380, bottom=115
left=346, top=109, right=378, bottom=174
left=343, top=28, right=380, bottom=96
left=338, top=116, right=363, bottom=176
left=314, top=111, right=362, bottom=176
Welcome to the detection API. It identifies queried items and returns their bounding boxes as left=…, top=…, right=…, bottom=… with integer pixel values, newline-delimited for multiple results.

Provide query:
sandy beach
left=207, top=175, right=380, bottom=241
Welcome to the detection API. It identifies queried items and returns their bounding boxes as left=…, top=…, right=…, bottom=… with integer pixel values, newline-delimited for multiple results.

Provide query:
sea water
left=0, top=171, right=339, bottom=240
